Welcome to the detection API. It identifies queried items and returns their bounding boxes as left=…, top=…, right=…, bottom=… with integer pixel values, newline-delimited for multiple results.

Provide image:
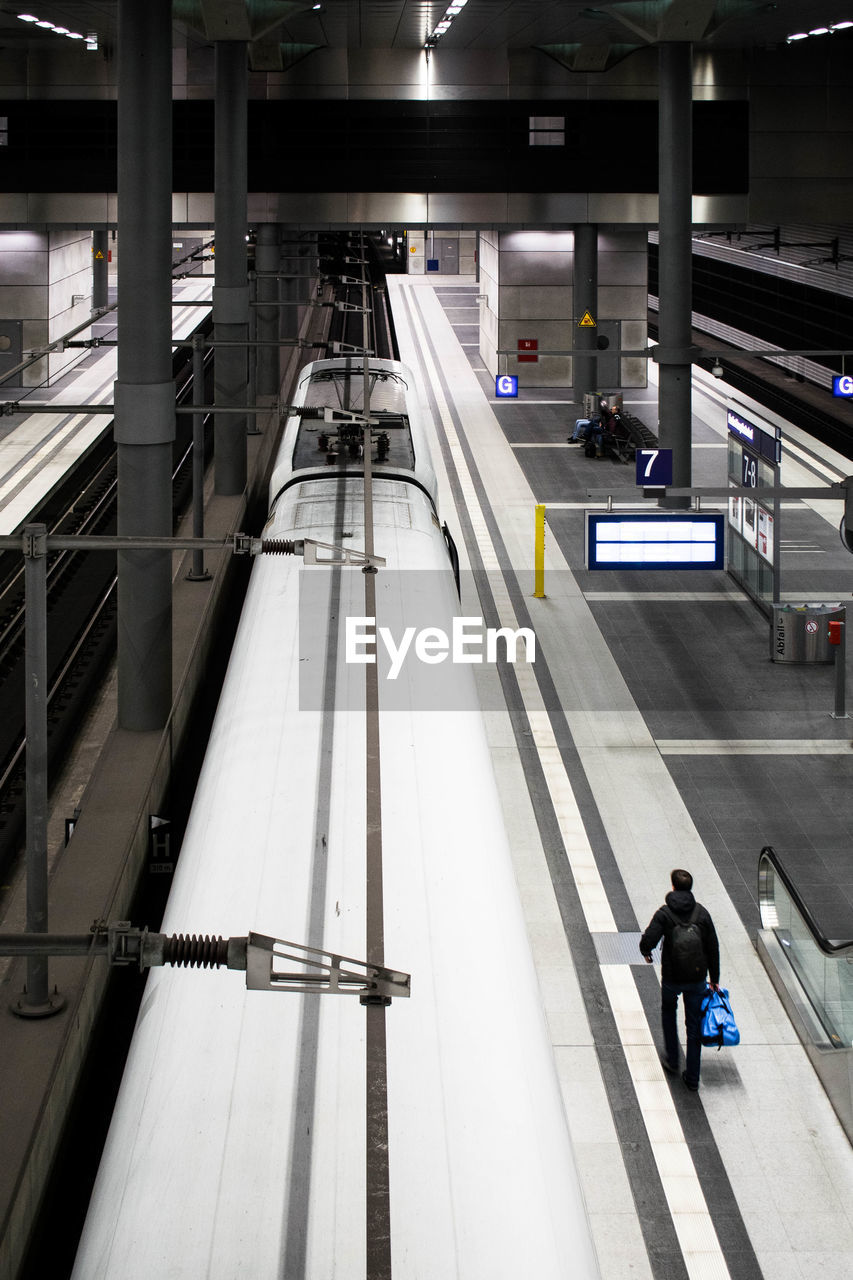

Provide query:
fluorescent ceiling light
left=18, top=11, right=98, bottom=45
left=787, top=17, right=853, bottom=42
left=425, top=0, right=469, bottom=45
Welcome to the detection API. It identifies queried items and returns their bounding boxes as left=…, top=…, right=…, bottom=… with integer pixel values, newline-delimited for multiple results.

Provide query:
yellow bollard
left=534, top=503, right=546, bottom=598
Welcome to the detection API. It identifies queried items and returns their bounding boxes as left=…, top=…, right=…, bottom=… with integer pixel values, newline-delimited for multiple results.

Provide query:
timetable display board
left=585, top=513, right=725, bottom=570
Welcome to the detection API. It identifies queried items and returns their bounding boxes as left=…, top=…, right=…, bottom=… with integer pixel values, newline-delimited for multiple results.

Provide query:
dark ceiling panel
left=0, top=1, right=851, bottom=52
left=0, top=96, right=747, bottom=194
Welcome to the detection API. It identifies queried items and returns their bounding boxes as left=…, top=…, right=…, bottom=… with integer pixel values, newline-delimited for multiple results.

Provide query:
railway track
left=0, top=326, right=214, bottom=879
left=647, top=316, right=853, bottom=462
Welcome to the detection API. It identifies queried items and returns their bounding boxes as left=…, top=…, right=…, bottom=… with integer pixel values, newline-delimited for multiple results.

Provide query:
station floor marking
left=655, top=739, right=853, bottom=755
left=582, top=592, right=746, bottom=602
left=601, top=966, right=731, bottom=1280
left=583, top=591, right=845, bottom=604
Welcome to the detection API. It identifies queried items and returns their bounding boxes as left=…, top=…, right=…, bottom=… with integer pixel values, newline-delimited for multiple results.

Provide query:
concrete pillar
left=477, top=228, right=648, bottom=393
left=477, top=230, right=573, bottom=386
left=572, top=224, right=598, bottom=405
left=657, top=42, right=694, bottom=506
left=92, top=229, right=108, bottom=310
left=255, top=223, right=280, bottom=396
left=114, top=0, right=174, bottom=730
left=213, top=39, right=248, bottom=495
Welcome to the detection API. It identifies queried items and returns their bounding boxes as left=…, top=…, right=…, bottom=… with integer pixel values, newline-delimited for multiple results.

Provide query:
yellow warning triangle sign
left=578, top=310, right=596, bottom=327
left=94, top=250, right=104, bottom=259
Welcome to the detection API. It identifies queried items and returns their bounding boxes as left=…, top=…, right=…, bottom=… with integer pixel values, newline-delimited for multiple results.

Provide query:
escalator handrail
left=759, top=844, right=853, bottom=955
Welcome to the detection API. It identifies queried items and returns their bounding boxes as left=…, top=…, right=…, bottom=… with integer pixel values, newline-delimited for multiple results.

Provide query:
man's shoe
left=660, top=1054, right=678, bottom=1075
left=681, top=1071, right=699, bottom=1092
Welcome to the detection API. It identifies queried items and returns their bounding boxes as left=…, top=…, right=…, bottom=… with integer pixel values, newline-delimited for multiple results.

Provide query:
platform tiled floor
left=390, top=273, right=853, bottom=1280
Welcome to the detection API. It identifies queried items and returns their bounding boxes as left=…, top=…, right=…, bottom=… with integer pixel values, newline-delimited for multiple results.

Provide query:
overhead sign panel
left=585, top=512, right=725, bottom=570
left=727, top=406, right=781, bottom=464
left=636, top=448, right=673, bottom=487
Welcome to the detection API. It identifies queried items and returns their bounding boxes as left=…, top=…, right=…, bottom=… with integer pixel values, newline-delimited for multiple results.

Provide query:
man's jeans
left=661, top=980, right=707, bottom=1086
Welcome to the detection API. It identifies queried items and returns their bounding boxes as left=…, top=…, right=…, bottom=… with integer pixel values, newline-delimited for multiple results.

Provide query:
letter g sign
left=833, top=375, right=853, bottom=398
left=495, top=375, right=518, bottom=398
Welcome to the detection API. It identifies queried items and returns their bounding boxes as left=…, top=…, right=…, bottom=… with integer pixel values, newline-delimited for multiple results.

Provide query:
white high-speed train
left=72, top=358, right=599, bottom=1278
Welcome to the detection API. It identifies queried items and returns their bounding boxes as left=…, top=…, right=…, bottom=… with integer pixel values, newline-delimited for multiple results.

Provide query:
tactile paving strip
left=591, top=931, right=653, bottom=965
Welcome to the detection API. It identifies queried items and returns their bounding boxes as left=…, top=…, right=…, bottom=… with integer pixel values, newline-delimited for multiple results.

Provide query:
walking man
left=639, top=869, right=721, bottom=1091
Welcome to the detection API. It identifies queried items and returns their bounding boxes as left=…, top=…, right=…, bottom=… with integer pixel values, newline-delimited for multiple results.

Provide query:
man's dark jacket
left=639, top=888, right=720, bottom=984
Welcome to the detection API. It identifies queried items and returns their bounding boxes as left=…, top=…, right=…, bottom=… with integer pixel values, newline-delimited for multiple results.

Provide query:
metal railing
left=758, top=844, right=853, bottom=1048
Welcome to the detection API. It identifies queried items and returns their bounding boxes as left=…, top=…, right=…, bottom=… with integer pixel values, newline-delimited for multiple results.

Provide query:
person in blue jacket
left=639, top=869, right=721, bottom=1091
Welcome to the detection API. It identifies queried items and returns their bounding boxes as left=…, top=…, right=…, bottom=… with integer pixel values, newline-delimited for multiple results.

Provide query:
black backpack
left=662, top=905, right=706, bottom=980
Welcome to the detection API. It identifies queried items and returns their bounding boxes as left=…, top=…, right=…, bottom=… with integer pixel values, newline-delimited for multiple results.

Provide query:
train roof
left=269, top=357, right=438, bottom=513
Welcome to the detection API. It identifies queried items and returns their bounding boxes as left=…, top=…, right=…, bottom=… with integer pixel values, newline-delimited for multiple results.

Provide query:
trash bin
left=770, top=603, right=846, bottom=663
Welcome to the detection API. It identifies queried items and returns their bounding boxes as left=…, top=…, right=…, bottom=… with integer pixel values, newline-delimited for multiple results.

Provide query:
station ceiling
left=0, top=0, right=851, bottom=58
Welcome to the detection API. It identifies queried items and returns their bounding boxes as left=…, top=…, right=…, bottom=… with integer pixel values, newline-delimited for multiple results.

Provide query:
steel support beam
left=573, top=223, right=598, bottom=404
left=213, top=40, right=248, bottom=495
left=11, top=526, right=65, bottom=1017
left=657, top=42, right=694, bottom=510
left=255, top=223, right=281, bottom=396
left=92, top=230, right=108, bottom=311
left=115, top=0, right=175, bottom=730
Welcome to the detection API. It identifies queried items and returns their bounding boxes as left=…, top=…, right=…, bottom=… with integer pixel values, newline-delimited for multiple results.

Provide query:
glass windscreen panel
left=759, top=849, right=853, bottom=1047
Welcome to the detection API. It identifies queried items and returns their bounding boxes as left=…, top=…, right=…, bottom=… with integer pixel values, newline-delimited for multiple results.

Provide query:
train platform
left=388, top=274, right=853, bottom=1280
left=0, top=279, right=212, bottom=536
left=1, top=269, right=852, bottom=1279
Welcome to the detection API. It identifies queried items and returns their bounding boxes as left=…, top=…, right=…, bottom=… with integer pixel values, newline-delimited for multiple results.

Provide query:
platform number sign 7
left=636, top=448, right=672, bottom=487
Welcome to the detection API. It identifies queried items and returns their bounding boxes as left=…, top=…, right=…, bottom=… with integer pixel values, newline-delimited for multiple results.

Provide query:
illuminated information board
left=586, top=513, right=725, bottom=570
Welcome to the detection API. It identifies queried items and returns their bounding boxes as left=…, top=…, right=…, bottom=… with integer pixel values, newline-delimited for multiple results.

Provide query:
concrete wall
left=406, top=229, right=476, bottom=275
left=406, top=230, right=425, bottom=274
left=746, top=41, right=853, bottom=223
left=0, top=229, right=91, bottom=386
left=49, top=231, right=94, bottom=376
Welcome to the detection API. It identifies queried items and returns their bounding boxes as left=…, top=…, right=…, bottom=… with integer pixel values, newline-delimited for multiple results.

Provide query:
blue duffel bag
left=700, top=986, right=740, bottom=1048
